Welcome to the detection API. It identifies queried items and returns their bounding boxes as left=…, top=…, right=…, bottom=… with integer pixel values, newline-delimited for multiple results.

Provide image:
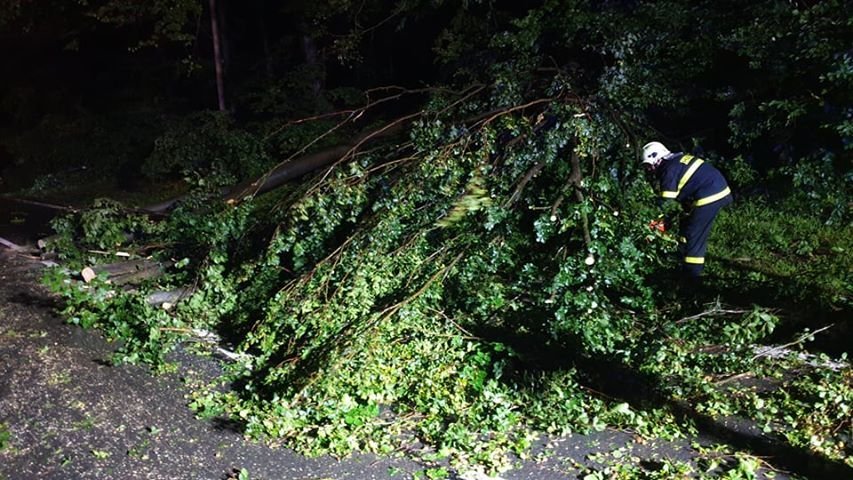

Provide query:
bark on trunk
left=568, top=150, right=592, bottom=248
left=81, top=259, right=171, bottom=285
left=0, top=236, right=24, bottom=251
left=223, top=145, right=350, bottom=204
left=301, top=30, right=323, bottom=98
left=209, top=0, right=226, bottom=111
left=146, top=287, right=194, bottom=306
left=259, top=0, right=273, bottom=78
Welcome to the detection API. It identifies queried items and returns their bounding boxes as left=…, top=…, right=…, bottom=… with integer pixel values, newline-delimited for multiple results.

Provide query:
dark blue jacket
left=657, top=153, right=731, bottom=207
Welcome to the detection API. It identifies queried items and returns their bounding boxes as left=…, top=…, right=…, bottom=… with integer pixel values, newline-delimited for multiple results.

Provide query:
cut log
left=80, top=267, right=99, bottom=283
left=37, top=235, right=60, bottom=250
left=0, top=236, right=38, bottom=255
left=146, top=287, right=194, bottom=306
left=0, top=236, right=23, bottom=251
left=108, top=262, right=171, bottom=285
left=80, top=259, right=171, bottom=284
left=81, top=259, right=153, bottom=281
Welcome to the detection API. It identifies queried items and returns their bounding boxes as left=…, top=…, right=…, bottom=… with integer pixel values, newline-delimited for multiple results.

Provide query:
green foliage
left=721, top=156, right=759, bottom=191
left=0, top=422, right=10, bottom=452
left=46, top=198, right=164, bottom=265
left=710, top=200, right=852, bottom=309
left=756, top=364, right=852, bottom=465
left=0, top=1, right=22, bottom=26
left=577, top=441, right=784, bottom=479
left=90, top=449, right=111, bottom=460
left=84, top=0, right=202, bottom=50
left=1, top=110, right=164, bottom=192
left=42, top=267, right=184, bottom=369
left=0, top=0, right=201, bottom=53
left=775, top=153, right=851, bottom=225
left=171, top=99, right=694, bottom=471
left=237, top=73, right=355, bottom=119
left=143, top=111, right=271, bottom=181
left=724, top=1, right=851, bottom=145
left=637, top=299, right=852, bottom=468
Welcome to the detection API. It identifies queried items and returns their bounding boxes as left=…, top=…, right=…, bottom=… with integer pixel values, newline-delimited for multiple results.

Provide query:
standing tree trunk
left=209, top=0, right=226, bottom=111
left=300, top=22, right=323, bottom=102
left=259, top=0, right=274, bottom=78
left=217, top=0, right=231, bottom=76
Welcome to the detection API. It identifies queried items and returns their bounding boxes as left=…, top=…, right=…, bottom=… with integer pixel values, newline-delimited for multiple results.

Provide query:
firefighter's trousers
left=680, top=195, right=733, bottom=278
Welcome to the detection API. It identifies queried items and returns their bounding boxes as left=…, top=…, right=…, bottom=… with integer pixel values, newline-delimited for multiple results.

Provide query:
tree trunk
left=301, top=29, right=323, bottom=99
left=259, top=0, right=273, bottom=78
left=223, top=145, right=351, bottom=204
left=209, top=0, right=226, bottom=111
left=223, top=117, right=410, bottom=204
left=144, top=115, right=412, bottom=213
left=146, top=287, right=194, bottom=307
left=0, top=236, right=24, bottom=251
left=569, top=150, right=592, bottom=248
left=217, top=0, right=231, bottom=76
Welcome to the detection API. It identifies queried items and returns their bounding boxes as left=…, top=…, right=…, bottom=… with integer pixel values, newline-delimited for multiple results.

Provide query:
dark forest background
left=2, top=0, right=848, bottom=198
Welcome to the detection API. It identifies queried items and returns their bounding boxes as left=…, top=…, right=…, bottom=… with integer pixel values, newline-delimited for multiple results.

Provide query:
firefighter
left=641, top=141, right=732, bottom=280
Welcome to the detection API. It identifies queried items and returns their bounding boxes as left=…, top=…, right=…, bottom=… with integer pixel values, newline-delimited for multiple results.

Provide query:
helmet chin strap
left=645, top=158, right=662, bottom=171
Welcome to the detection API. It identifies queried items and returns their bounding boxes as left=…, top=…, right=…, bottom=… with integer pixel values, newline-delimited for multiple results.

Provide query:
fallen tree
left=37, top=0, right=853, bottom=474
left=45, top=86, right=663, bottom=466
left=143, top=94, right=423, bottom=214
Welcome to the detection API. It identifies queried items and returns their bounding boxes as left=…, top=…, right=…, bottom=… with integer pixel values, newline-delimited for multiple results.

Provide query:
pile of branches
left=35, top=81, right=681, bottom=468
left=25, top=75, right=851, bottom=476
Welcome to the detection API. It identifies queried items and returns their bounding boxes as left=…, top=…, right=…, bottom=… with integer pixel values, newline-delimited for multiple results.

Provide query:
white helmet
left=641, top=141, right=671, bottom=165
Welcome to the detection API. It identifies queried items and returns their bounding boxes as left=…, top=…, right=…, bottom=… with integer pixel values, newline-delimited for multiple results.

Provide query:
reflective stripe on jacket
left=657, top=153, right=730, bottom=207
